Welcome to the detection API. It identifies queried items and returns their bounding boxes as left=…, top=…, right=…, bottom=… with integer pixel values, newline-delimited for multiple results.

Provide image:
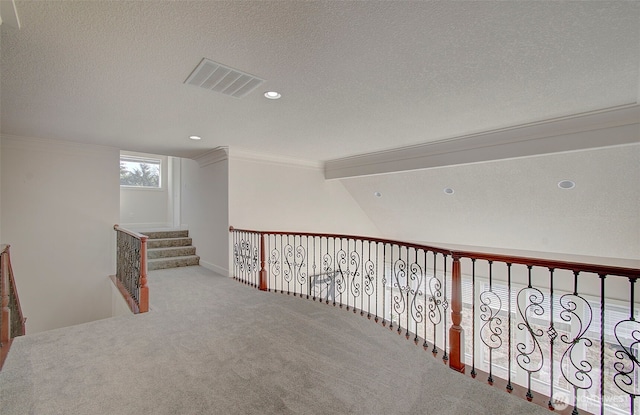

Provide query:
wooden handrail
left=114, top=224, right=149, bottom=241
left=229, top=226, right=640, bottom=279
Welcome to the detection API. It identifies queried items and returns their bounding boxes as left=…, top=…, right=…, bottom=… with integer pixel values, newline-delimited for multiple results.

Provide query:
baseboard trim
left=199, top=260, right=229, bottom=277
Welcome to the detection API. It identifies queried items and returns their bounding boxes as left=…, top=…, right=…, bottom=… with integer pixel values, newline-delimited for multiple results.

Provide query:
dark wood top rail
left=449, top=249, right=639, bottom=279
left=229, top=226, right=451, bottom=255
left=229, top=226, right=640, bottom=279
left=114, top=224, right=148, bottom=241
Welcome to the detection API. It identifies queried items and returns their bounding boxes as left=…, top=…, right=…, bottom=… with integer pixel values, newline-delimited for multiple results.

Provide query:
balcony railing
left=1, top=244, right=26, bottom=370
left=230, top=226, right=640, bottom=415
left=113, top=225, right=149, bottom=314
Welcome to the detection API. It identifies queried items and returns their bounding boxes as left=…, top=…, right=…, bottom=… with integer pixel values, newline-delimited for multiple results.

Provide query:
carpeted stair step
left=141, top=229, right=199, bottom=271
left=148, top=255, right=200, bottom=271
left=148, top=246, right=196, bottom=259
left=146, top=237, right=193, bottom=249
left=142, top=230, right=190, bottom=240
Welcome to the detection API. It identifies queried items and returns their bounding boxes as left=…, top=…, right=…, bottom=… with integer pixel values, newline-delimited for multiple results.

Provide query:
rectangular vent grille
left=184, top=58, right=264, bottom=98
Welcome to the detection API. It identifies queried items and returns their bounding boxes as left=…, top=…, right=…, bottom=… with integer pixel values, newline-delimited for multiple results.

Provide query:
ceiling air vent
left=184, top=58, right=264, bottom=98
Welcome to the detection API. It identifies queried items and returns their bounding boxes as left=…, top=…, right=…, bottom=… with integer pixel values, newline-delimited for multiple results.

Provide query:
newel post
left=259, top=233, right=268, bottom=291
left=449, top=254, right=465, bottom=372
left=1, top=247, right=10, bottom=345
left=139, top=236, right=149, bottom=313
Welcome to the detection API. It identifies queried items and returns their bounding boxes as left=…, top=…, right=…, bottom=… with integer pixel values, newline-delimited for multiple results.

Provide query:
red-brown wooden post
left=1, top=247, right=10, bottom=345
left=449, top=254, right=465, bottom=372
left=139, top=236, right=149, bottom=313
left=259, top=233, right=267, bottom=291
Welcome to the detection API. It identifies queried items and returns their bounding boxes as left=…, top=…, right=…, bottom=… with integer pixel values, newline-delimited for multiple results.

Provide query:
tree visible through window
left=120, top=156, right=161, bottom=188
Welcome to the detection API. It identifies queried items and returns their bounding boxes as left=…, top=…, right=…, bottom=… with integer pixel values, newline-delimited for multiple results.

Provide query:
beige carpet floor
left=0, top=266, right=551, bottom=415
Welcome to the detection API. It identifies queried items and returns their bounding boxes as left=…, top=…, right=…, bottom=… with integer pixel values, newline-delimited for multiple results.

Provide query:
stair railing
left=1, top=244, right=26, bottom=369
left=229, top=226, right=640, bottom=415
left=113, top=225, right=149, bottom=313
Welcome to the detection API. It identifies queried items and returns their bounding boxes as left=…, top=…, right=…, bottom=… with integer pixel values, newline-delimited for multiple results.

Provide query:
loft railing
left=113, top=225, right=149, bottom=314
left=1, top=244, right=26, bottom=370
left=229, top=226, right=640, bottom=415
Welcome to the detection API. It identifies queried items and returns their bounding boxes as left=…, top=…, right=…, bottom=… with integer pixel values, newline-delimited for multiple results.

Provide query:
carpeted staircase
left=143, top=230, right=200, bottom=270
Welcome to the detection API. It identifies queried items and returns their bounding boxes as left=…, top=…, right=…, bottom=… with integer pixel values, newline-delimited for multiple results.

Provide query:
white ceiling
left=1, top=1, right=639, bottom=161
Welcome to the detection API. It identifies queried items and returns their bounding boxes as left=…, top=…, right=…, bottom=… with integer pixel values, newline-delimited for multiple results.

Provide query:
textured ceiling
left=1, top=1, right=639, bottom=160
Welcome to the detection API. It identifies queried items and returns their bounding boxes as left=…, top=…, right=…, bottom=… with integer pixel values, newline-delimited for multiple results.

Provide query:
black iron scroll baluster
left=306, top=236, right=310, bottom=298
left=235, top=233, right=258, bottom=286
left=548, top=268, right=558, bottom=410
left=599, top=274, right=605, bottom=415
left=614, top=277, right=640, bottom=415
left=393, top=248, right=407, bottom=335
left=269, top=234, right=274, bottom=291
left=442, top=255, right=449, bottom=362
left=269, top=235, right=281, bottom=293
left=516, top=265, right=545, bottom=401
left=375, top=242, right=381, bottom=324
left=117, top=231, right=141, bottom=303
left=335, top=239, right=347, bottom=308
left=232, top=231, right=237, bottom=280
left=406, top=247, right=411, bottom=338
left=422, top=250, right=428, bottom=351
left=307, top=236, right=318, bottom=301
left=507, top=263, right=513, bottom=392
left=323, top=237, right=333, bottom=304
left=428, top=251, right=443, bottom=355
left=471, top=258, right=477, bottom=377
left=349, top=241, right=361, bottom=313
left=381, top=243, right=387, bottom=326
left=388, top=244, right=393, bottom=330
left=480, top=260, right=502, bottom=385
left=283, top=235, right=294, bottom=294
left=295, top=236, right=307, bottom=297
left=253, top=233, right=259, bottom=287
left=560, top=271, right=593, bottom=415
left=409, top=249, right=424, bottom=344
left=364, top=241, right=375, bottom=319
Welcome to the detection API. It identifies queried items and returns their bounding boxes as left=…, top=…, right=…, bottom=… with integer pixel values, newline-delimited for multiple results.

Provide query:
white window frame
left=119, top=155, right=163, bottom=190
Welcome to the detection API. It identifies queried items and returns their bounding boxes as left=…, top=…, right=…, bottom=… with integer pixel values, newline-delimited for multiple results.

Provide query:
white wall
left=340, top=144, right=640, bottom=260
left=119, top=151, right=172, bottom=229
left=1, top=136, right=120, bottom=333
left=228, top=157, right=381, bottom=236
left=180, top=157, right=229, bottom=276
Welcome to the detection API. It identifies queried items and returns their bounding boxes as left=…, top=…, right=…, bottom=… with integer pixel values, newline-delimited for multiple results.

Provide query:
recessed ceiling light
left=264, top=91, right=281, bottom=100
left=373, top=191, right=382, bottom=197
left=444, top=188, right=455, bottom=195
left=558, top=180, right=576, bottom=190
left=189, top=135, right=201, bottom=140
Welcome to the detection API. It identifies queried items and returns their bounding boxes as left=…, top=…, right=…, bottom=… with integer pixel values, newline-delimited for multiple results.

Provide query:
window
left=119, top=156, right=161, bottom=188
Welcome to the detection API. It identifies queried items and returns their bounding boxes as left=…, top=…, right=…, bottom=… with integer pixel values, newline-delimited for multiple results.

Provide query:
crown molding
left=228, top=147, right=322, bottom=170
left=1, top=134, right=119, bottom=157
left=191, top=146, right=229, bottom=167
left=191, top=146, right=321, bottom=169
left=325, top=104, right=640, bottom=179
